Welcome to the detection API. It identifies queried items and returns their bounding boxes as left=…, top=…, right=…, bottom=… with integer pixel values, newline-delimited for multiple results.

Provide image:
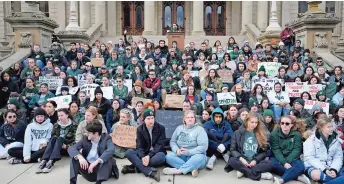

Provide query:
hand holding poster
left=217, top=92, right=237, bottom=105
left=217, top=69, right=234, bottom=83
left=252, top=78, right=279, bottom=94
left=80, top=84, right=99, bottom=98
left=165, top=95, right=185, bottom=108
left=47, top=95, right=72, bottom=109
left=257, top=62, right=281, bottom=77
left=56, top=86, right=79, bottom=95
left=304, top=100, right=329, bottom=115
left=111, top=125, right=137, bottom=149
left=39, top=76, right=63, bottom=90
left=77, top=74, right=87, bottom=87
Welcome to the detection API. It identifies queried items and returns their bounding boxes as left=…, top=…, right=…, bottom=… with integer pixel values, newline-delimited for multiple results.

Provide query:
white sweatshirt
left=268, top=90, right=290, bottom=105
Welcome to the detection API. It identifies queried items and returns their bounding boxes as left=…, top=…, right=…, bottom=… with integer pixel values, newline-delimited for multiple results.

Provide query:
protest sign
left=252, top=78, right=279, bottom=94
left=39, top=76, right=63, bottom=90
left=257, top=62, right=281, bottom=77
left=55, top=86, right=79, bottom=95
left=165, top=95, right=185, bottom=108
left=47, top=95, right=72, bottom=109
left=91, top=58, right=104, bottom=67
left=131, top=97, right=152, bottom=107
left=217, top=69, right=234, bottom=83
left=111, top=125, right=137, bottom=149
left=304, top=100, right=330, bottom=115
left=124, top=79, right=133, bottom=93
left=209, top=64, right=219, bottom=70
left=189, top=71, right=199, bottom=78
left=285, top=83, right=323, bottom=99
left=155, top=110, right=183, bottom=138
left=199, top=70, right=208, bottom=79
left=90, top=86, right=113, bottom=100
left=308, top=84, right=324, bottom=99
left=80, top=84, right=99, bottom=98
left=77, top=74, right=87, bottom=87
left=217, top=92, right=237, bottom=105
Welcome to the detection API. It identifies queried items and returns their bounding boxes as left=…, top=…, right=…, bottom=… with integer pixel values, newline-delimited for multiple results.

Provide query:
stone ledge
left=0, top=48, right=31, bottom=72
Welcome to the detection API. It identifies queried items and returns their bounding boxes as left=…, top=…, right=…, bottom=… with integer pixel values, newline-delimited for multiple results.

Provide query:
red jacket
left=280, top=28, right=294, bottom=41
left=143, top=77, right=161, bottom=91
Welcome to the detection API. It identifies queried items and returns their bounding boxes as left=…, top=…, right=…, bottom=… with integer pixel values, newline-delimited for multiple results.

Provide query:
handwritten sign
left=80, top=84, right=99, bottom=98
left=131, top=97, right=152, bottom=107
left=217, top=92, right=237, bottom=105
left=257, top=62, right=281, bottom=77
left=165, top=95, right=185, bottom=108
left=56, top=86, right=79, bottom=95
left=307, top=84, right=324, bottom=99
left=252, top=78, right=280, bottom=94
left=47, top=95, right=72, bottom=109
left=39, top=76, right=63, bottom=90
left=217, top=69, right=234, bottom=83
left=89, top=86, right=114, bottom=101
left=189, top=71, right=199, bottom=77
left=155, top=110, right=183, bottom=138
left=91, top=58, right=104, bottom=67
left=111, top=125, right=137, bottom=149
left=304, top=100, right=329, bottom=115
left=285, top=83, right=323, bottom=99
left=77, top=74, right=87, bottom=87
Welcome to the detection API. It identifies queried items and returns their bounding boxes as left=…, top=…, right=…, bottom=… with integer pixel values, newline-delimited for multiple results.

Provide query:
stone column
left=142, top=1, right=155, bottom=35
left=257, top=1, right=268, bottom=31
left=65, top=1, right=80, bottom=31
left=241, top=1, right=253, bottom=34
left=265, top=1, right=281, bottom=33
left=95, top=1, right=106, bottom=33
left=192, top=1, right=205, bottom=36
left=80, top=1, right=91, bottom=31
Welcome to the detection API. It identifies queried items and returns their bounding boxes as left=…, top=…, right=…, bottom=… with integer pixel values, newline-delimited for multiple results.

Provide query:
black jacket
left=90, top=97, right=111, bottom=119
left=136, top=122, right=167, bottom=158
left=230, top=126, right=267, bottom=163
left=0, top=120, right=27, bottom=147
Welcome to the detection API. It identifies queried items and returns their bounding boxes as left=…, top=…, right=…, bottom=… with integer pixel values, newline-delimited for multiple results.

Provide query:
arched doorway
left=162, top=1, right=185, bottom=35
left=203, top=1, right=226, bottom=36
left=121, top=2, right=144, bottom=35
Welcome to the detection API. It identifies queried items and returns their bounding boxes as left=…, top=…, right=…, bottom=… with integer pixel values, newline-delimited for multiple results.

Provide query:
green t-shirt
left=243, top=131, right=258, bottom=162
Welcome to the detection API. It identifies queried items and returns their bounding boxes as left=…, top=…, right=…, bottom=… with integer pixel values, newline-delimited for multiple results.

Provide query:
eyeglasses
left=8, top=115, right=16, bottom=119
left=280, top=122, right=292, bottom=126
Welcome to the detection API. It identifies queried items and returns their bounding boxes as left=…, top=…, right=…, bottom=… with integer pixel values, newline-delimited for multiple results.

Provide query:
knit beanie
left=143, top=109, right=154, bottom=121
left=294, top=98, right=305, bottom=106
left=258, top=65, right=266, bottom=72
left=316, top=90, right=326, bottom=98
left=248, top=98, right=258, bottom=109
left=8, top=98, right=19, bottom=108
left=263, top=109, right=274, bottom=117
left=34, top=108, right=47, bottom=118
left=94, top=86, right=103, bottom=96
left=165, top=72, right=173, bottom=78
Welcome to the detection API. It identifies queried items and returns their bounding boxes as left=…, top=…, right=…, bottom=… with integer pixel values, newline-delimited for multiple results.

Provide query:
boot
left=149, top=170, right=160, bottom=182
left=121, top=164, right=137, bottom=174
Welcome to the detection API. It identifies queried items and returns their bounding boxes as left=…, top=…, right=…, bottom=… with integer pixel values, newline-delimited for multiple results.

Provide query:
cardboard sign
left=91, top=58, right=104, bottom=67
left=47, top=95, right=72, bottom=109
left=39, top=76, right=63, bottom=90
left=285, top=83, right=323, bottom=99
left=111, top=125, right=137, bottom=149
left=304, top=100, right=330, bottom=115
left=199, top=70, right=208, bottom=80
left=257, top=62, right=281, bottom=77
left=225, top=61, right=237, bottom=71
left=189, top=71, right=199, bottom=77
left=165, top=95, right=185, bottom=108
left=217, top=69, right=234, bottom=83
left=80, top=84, right=99, bottom=98
left=131, top=97, right=152, bottom=107
left=155, top=110, right=183, bottom=138
left=217, top=92, right=237, bottom=105
left=252, top=78, right=280, bottom=94
left=90, top=86, right=114, bottom=100
left=56, top=86, right=79, bottom=95
left=77, top=74, right=87, bottom=87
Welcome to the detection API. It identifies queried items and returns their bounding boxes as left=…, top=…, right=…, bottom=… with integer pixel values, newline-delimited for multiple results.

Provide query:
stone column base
left=191, top=31, right=206, bottom=36
left=55, top=31, right=90, bottom=49
left=258, top=32, right=280, bottom=46
left=142, top=30, right=155, bottom=36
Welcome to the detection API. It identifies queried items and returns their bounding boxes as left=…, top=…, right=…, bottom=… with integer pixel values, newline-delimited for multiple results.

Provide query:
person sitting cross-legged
left=121, top=109, right=166, bottom=182
left=68, top=119, right=119, bottom=184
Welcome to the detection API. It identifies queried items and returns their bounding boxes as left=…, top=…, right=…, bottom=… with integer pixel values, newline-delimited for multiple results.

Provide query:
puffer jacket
left=303, top=130, right=343, bottom=172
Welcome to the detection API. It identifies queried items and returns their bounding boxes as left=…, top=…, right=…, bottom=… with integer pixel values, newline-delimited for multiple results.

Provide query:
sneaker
left=223, top=153, right=230, bottom=163
left=163, top=167, right=180, bottom=175
left=298, top=174, right=311, bottom=184
left=42, top=160, right=54, bottom=173
left=236, top=171, right=244, bottom=178
left=191, top=169, right=198, bottom=178
left=8, top=157, right=22, bottom=164
left=273, top=176, right=282, bottom=184
left=206, top=156, right=216, bottom=170
left=261, top=172, right=273, bottom=180
left=121, top=164, right=137, bottom=174
left=36, top=160, right=47, bottom=174
left=149, top=170, right=160, bottom=182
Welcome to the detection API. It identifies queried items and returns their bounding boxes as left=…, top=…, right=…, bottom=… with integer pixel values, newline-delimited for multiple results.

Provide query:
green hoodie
left=161, top=79, right=177, bottom=89
left=270, top=128, right=303, bottom=165
left=28, top=92, right=55, bottom=109
left=106, top=57, right=124, bottom=69
left=20, top=87, right=39, bottom=101
left=20, top=67, right=33, bottom=80
left=113, top=85, right=128, bottom=100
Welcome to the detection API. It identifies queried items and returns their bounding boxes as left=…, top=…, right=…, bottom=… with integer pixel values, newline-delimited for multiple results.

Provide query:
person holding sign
left=268, top=82, right=290, bottom=121
left=203, top=107, right=233, bottom=170
left=69, top=120, right=119, bottom=184
left=28, top=83, right=55, bottom=110
left=163, top=110, right=208, bottom=178
left=122, top=109, right=166, bottom=182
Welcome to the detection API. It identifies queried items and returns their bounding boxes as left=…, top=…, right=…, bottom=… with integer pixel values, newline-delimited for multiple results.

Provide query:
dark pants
left=42, top=137, right=66, bottom=161
left=270, top=157, right=304, bottom=182
left=125, top=149, right=166, bottom=176
left=306, top=167, right=344, bottom=184
left=70, top=157, right=118, bottom=184
left=206, top=147, right=223, bottom=158
left=228, top=157, right=273, bottom=181
left=8, top=147, right=45, bottom=163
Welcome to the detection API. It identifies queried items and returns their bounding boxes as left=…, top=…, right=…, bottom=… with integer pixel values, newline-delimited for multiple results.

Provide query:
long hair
left=57, top=108, right=75, bottom=122
left=205, top=69, right=220, bottom=81
left=244, top=113, right=268, bottom=149
left=226, top=104, right=238, bottom=122
left=251, top=84, right=266, bottom=97
left=277, top=115, right=306, bottom=136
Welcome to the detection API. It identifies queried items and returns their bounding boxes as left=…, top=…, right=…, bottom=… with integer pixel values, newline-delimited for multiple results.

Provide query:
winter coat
left=270, top=128, right=303, bottom=165
left=268, top=90, right=290, bottom=105
left=89, top=97, right=111, bottom=119
left=201, top=77, right=223, bottom=93
left=75, top=119, right=108, bottom=142
left=51, top=119, right=78, bottom=149
left=143, top=77, right=161, bottom=91
left=105, top=108, right=120, bottom=133
left=332, top=92, right=344, bottom=107
left=28, top=92, right=55, bottom=109
left=203, top=107, right=233, bottom=150
left=0, top=120, right=27, bottom=147
left=303, top=130, right=343, bottom=172
left=0, top=78, right=19, bottom=108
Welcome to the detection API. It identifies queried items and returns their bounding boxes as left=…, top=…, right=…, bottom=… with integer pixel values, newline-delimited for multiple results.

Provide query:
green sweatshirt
left=106, top=58, right=124, bottom=69
left=161, top=79, right=177, bottom=89
left=20, top=87, right=39, bottom=101
left=20, top=67, right=33, bottom=80
left=113, top=85, right=128, bottom=100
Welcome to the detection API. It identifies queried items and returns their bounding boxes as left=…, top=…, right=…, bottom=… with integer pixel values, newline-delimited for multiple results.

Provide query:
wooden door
left=203, top=1, right=226, bottom=36
left=122, top=2, right=144, bottom=35
left=162, top=1, right=185, bottom=35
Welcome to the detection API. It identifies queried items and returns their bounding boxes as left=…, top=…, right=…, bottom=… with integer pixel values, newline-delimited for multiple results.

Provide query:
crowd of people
left=0, top=25, right=344, bottom=184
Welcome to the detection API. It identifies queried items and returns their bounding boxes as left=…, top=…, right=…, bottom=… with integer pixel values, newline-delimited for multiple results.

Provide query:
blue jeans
left=270, top=157, right=304, bottom=183
left=151, top=89, right=161, bottom=101
left=165, top=152, right=207, bottom=174
left=306, top=167, right=344, bottom=184
left=23, top=59, right=44, bottom=69
left=125, top=149, right=165, bottom=176
left=272, top=104, right=290, bottom=121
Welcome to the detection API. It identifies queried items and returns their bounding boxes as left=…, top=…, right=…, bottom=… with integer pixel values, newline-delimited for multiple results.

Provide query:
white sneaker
left=206, top=156, right=216, bottom=170
left=298, top=174, right=311, bottom=184
left=8, top=157, right=22, bottom=164
left=261, top=172, right=273, bottom=180
left=191, top=169, right=198, bottom=178
left=222, top=153, right=229, bottom=163
left=273, top=176, right=282, bottom=184
left=236, top=171, right=244, bottom=178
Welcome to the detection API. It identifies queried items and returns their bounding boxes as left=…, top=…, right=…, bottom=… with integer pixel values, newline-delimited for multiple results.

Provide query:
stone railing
left=245, top=24, right=262, bottom=44
left=86, top=23, right=103, bottom=45
left=0, top=48, right=31, bottom=73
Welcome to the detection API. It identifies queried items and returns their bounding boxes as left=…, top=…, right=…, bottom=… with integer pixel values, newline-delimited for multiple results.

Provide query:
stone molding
left=18, top=32, right=32, bottom=48
left=314, top=32, right=328, bottom=48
